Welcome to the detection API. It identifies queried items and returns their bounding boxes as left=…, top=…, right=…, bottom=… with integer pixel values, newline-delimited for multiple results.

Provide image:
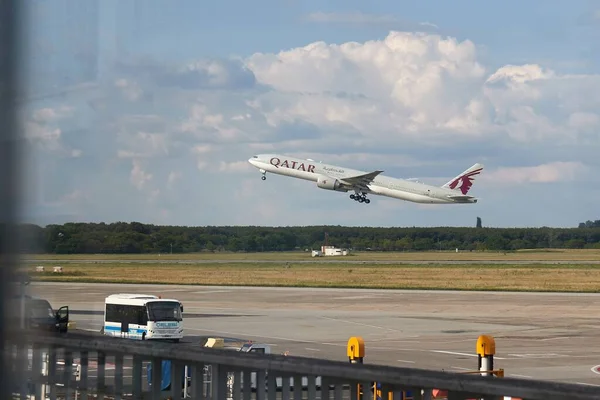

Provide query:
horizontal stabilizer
left=447, top=195, right=475, bottom=200
left=447, top=194, right=478, bottom=203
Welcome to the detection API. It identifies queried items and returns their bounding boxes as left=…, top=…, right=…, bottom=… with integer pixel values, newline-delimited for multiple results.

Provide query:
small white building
left=312, top=245, right=349, bottom=257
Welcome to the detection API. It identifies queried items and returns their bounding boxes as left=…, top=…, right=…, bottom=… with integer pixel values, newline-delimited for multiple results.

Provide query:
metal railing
left=5, top=330, right=600, bottom=400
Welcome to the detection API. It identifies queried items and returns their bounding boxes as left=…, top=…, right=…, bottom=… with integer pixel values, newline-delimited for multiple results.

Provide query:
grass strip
left=24, top=262, right=600, bottom=293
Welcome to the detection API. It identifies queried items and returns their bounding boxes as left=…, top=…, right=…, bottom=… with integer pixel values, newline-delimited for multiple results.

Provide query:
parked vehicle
left=7, top=294, right=69, bottom=333
left=102, top=293, right=184, bottom=341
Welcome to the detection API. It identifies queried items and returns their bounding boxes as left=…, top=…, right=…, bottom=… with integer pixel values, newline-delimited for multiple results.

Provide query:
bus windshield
left=147, top=301, right=182, bottom=322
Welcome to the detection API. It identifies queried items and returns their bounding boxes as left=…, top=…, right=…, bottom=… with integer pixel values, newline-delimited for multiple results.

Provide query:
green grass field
left=22, top=249, right=600, bottom=292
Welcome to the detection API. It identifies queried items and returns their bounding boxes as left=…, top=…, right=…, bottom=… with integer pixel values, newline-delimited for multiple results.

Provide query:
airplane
left=247, top=154, right=484, bottom=205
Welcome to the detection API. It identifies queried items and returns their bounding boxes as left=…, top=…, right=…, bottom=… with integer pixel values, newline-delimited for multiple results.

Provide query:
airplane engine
left=316, top=175, right=346, bottom=192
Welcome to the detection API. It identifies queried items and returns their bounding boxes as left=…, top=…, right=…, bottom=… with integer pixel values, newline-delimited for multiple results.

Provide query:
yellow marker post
left=347, top=336, right=365, bottom=364
left=476, top=335, right=495, bottom=376
left=347, top=337, right=365, bottom=400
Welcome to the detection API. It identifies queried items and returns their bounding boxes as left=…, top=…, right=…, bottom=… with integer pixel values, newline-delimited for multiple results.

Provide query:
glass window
left=28, top=300, right=54, bottom=319
left=105, top=304, right=147, bottom=325
left=147, top=301, right=182, bottom=321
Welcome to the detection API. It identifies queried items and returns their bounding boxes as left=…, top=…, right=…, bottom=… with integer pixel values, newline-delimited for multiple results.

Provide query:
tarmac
left=26, top=282, right=600, bottom=387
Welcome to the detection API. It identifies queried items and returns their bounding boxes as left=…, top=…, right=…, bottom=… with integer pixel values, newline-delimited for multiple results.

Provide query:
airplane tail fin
left=442, top=163, right=484, bottom=195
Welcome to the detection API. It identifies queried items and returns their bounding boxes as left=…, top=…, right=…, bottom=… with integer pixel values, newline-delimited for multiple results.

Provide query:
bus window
left=147, top=301, right=182, bottom=322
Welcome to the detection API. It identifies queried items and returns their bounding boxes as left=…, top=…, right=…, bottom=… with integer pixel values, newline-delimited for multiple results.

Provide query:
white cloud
left=303, top=11, right=438, bottom=31
left=19, top=30, right=600, bottom=227
left=32, top=106, right=72, bottom=123
left=130, top=160, right=153, bottom=190
left=568, top=112, right=600, bottom=130
left=115, top=79, right=143, bottom=101
left=71, top=149, right=83, bottom=158
left=167, top=171, right=181, bottom=186
left=486, top=64, right=555, bottom=85
left=483, top=162, right=588, bottom=185
left=246, top=32, right=490, bottom=143
left=219, top=161, right=252, bottom=173
left=305, top=11, right=397, bottom=24
left=245, top=33, right=600, bottom=147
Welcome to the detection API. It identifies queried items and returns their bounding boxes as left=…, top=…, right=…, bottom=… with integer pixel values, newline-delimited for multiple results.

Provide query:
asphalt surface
left=25, top=282, right=600, bottom=388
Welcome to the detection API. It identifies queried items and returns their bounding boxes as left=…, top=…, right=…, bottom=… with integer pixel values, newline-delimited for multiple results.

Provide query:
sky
left=16, top=0, right=600, bottom=228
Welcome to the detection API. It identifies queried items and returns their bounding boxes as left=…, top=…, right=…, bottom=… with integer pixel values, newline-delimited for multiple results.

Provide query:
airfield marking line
left=357, top=337, right=421, bottom=343
left=431, top=350, right=507, bottom=360
left=305, top=348, right=321, bottom=352
left=577, top=382, right=600, bottom=387
left=508, top=374, right=533, bottom=378
left=397, top=360, right=415, bottom=364
left=190, top=290, right=232, bottom=295
left=318, top=316, right=404, bottom=332
left=369, top=347, right=422, bottom=352
left=590, top=365, right=600, bottom=375
left=449, top=366, right=471, bottom=371
left=184, top=327, right=340, bottom=346
left=332, top=295, right=387, bottom=300
left=508, top=353, right=567, bottom=359
left=183, top=329, right=429, bottom=353
left=540, top=336, right=572, bottom=341
left=430, top=339, right=477, bottom=344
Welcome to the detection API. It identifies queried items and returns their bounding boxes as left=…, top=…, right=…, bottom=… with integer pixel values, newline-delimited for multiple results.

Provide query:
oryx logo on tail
left=442, top=163, right=484, bottom=195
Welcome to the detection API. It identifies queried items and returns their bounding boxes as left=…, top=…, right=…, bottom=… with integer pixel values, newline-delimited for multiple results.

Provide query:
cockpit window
left=252, top=155, right=258, bottom=158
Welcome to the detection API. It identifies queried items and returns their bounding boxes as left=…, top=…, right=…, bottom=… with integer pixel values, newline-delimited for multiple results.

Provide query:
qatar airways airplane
left=248, top=154, right=484, bottom=205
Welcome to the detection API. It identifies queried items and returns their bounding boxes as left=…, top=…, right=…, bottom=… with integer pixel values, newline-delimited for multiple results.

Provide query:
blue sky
left=18, top=0, right=600, bottom=228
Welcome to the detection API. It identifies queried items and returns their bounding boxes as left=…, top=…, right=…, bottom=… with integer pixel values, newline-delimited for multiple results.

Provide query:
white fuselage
left=248, top=154, right=478, bottom=204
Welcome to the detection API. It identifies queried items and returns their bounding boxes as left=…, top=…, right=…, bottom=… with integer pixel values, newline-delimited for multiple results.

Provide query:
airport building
left=311, top=245, right=349, bottom=257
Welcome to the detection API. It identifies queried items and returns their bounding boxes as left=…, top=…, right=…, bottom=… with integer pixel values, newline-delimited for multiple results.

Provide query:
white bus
left=103, top=294, right=184, bottom=341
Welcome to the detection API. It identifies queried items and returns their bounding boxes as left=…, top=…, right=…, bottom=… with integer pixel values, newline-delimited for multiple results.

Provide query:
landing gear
left=349, top=193, right=370, bottom=204
left=260, top=169, right=266, bottom=181
left=261, top=175, right=266, bottom=181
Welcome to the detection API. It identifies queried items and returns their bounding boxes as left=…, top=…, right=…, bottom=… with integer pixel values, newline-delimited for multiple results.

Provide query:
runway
left=27, top=282, right=600, bottom=387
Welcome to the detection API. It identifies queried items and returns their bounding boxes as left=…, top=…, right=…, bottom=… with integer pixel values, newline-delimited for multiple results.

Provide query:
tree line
left=9, top=220, right=600, bottom=254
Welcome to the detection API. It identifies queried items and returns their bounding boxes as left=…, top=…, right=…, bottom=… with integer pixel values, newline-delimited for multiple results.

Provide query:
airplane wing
left=340, top=170, right=383, bottom=190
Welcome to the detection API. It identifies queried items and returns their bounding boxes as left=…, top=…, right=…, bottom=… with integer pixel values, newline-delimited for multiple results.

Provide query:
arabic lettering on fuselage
left=322, top=166, right=344, bottom=174
left=270, top=157, right=315, bottom=173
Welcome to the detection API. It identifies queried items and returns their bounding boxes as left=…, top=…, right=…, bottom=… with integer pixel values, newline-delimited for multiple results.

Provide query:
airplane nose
left=248, top=158, right=256, bottom=166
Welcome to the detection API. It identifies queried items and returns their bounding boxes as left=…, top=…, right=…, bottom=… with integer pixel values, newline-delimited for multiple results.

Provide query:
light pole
left=19, top=273, right=30, bottom=329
